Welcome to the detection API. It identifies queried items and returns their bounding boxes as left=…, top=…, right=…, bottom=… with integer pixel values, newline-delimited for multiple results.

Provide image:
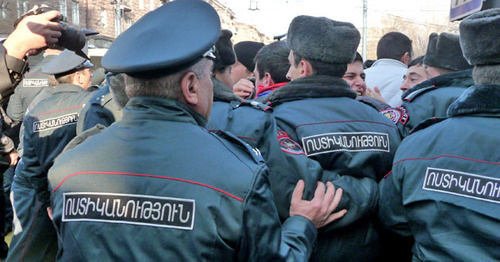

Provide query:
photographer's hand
left=3, top=10, right=63, bottom=59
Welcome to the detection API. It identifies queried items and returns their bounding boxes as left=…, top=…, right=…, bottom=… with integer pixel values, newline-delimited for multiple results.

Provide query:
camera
left=14, top=4, right=98, bottom=59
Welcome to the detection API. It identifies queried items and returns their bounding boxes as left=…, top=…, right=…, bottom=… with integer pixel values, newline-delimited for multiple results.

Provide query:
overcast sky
left=223, top=0, right=452, bottom=36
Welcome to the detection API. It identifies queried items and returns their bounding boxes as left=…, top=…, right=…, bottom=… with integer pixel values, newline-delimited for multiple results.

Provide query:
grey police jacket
left=381, top=69, right=474, bottom=138
left=48, top=97, right=317, bottom=261
left=17, top=83, right=93, bottom=207
left=262, top=75, right=402, bottom=261
left=378, top=85, right=500, bottom=261
left=209, top=79, right=385, bottom=239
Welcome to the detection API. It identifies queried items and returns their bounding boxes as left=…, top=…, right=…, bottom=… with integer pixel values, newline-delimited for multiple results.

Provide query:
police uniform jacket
left=7, top=54, right=58, bottom=122
left=209, top=75, right=385, bottom=238
left=76, top=84, right=123, bottom=135
left=381, top=69, right=474, bottom=138
left=261, top=75, right=402, bottom=261
left=48, top=96, right=317, bottom=261
left=378, top=84, right=500, bottom=261
left=17, top=83, right=93, bottom=207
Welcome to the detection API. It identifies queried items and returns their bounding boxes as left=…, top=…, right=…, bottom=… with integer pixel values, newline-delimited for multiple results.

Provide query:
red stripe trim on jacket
left=393, top=155, right=500, bottom=166
left=52, top=171, right=244, bottom=202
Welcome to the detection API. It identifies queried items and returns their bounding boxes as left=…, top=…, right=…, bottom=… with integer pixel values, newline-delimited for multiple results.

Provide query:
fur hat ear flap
left=459, top=8, right=500, bottom=66
left=286, top=15, right=360, bottom=65
left=423, top=32, right=472, bottom=71
left=213, top=29, right=236, bottom=72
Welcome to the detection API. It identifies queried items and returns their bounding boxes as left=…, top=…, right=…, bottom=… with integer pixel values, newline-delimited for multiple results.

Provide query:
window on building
left=100, top=9, right=107, bottom=27
left=139, top=0, right=144, bottom=9
left=72, top=1, right=79, bottom=25
left=150, top=0, right=154, bottom=10
left=59, top=0, right=67, bottom=17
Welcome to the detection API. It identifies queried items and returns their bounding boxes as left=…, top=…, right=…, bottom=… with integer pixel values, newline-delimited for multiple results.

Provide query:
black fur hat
left=423, top=32, right=471, bottom=71
left=213, top=29, right=236, bottom=72
left=459, top=8, right=500, bottom=66
left=286, top=15, right=360, bottom=64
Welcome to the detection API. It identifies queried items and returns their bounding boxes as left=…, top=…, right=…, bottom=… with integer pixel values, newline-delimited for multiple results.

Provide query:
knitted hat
left=459, top=8, right=500, bottom=66
left=213, top=29, right=236, bottom=72
left=286, top=15, right=360, bottom=64
left=234, top=41, right=264, bottom=71
left=423, top=32, right=471, bottom=71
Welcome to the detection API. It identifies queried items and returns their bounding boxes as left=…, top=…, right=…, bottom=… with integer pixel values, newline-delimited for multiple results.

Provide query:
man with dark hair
left=261, top=15, right=401, bottom=261
left=48, top=1, right=345, bottom=260
left=381, top=32, right=473, bottom=138
left=231, top=41, right=264, bottom=98
left=379, top=9, right=500, bottom=261
left=399, top=56, right=427, bottom=92
left=365, top=32, right=413, bottom=107
left=253, top=41, right=290, bottom=99
left=8, top=47, right=94, bottom=261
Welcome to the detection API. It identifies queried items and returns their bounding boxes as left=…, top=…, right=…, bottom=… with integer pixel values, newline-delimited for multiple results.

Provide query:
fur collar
left=403, top=69, right=474, bottom=99
left=212, top=77, right=242, bottom=103
left=447, top=85, right=500, bottom=117
left=262, top=75, right=356, bottom=106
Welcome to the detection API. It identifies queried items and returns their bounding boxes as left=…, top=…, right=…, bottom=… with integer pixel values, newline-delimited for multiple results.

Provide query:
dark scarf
left=262, top=75, right=356, bottom=106
left=447, top=84, right=500, bottom=117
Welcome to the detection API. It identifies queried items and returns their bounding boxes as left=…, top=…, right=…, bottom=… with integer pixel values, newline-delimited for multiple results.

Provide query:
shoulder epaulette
left=212, top=129, right=265, bottom=165
left=409, top=116, right=447, bottom=134
left=234, top=99, right=273, bottom=112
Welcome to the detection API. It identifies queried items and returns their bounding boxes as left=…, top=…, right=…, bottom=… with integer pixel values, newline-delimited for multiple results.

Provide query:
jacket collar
left=262, top=75, right=356, bottom=106
left=212, top=77, right=242, bottom=103
left=403, top=69, right=474, bottom=99
left=53, top=83, right=85, bottom=93
left=124, top=96, right=207, bottom=127
left=447, top=84, right=500, bottom=117
left=371, top=58, right=407, bottom=69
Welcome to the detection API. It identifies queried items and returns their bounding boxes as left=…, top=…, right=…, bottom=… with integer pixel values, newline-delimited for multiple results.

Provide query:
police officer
left=381, top=32, right=474, bottom=138
left=261, top=15, right=402, bottom=261
left=8, top=47, right=94, bottom=261
left=76, top=72, right=127, bottom=135
left=378, top=8, right=500, bottom=261
left=48, top=1, right=345, bottom=260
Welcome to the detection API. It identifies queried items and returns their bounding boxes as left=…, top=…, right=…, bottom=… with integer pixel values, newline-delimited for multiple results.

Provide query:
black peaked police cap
left=102, top=0, right=221, bottom=77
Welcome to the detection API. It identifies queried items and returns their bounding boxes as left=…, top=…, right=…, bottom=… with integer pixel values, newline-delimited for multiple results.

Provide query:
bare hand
left=9, top=151, right=18, bottom=166
left=232, top=78, right=255, bottom=98
left=3, top=10, right=63, bottom=59
left=47, top=207, right=53, bottom=220
left=365, top=86, right=386, bottom=103
left=290, top=180, right=346, bottom=228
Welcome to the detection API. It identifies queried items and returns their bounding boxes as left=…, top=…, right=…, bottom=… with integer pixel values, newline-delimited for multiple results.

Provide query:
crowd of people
left=0, top=0, right=498, bottom=261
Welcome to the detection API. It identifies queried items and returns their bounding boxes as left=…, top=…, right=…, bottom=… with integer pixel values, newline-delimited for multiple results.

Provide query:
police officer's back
left=8, top=46, right=94, bottom=262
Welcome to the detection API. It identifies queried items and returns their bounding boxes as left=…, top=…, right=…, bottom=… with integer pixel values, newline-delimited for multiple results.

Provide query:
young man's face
left=343, top=61, right=366, bottom=96
left=400, top=64, right=427, bottom=92
left=286, top=50, right=302, bottom=81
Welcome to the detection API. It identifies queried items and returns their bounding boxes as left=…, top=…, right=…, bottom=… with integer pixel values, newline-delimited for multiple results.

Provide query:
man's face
left=400, top=64, right=427, bottom=92
left=343, top=61, right=366, bottom=96
left=286, top=50, right=302, bottom=81
left=197, top=60, right=214, bottom=120
left=230, top=61, right=252, bottom=84
left=79, top=68, right=92, bottom=89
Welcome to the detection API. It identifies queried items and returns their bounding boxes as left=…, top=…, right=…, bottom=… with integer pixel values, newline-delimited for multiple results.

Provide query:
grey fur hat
left=286, top=15, right=360, bottom=64
left=423, top=32, right=471, bottom=71
left=459, top=8, right=500, bottom=66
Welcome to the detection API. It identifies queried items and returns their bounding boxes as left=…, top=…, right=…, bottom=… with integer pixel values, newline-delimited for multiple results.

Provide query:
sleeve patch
left=380, top=107, right=409, bottom=125
left=277, top=131, right=304, bottom=155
